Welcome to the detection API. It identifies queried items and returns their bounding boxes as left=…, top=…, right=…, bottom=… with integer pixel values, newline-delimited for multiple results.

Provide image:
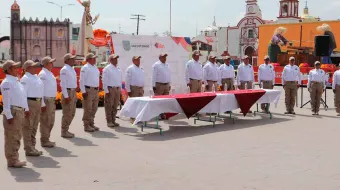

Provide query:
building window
left=214, top=32, right=217, bottom=36
left=205, top=32, right=208, bottom=36
left=33, top=28, right=41, bottom=38
left=248, top=29, right=254, bottom=38
left=283, top=4, right=288, bottom=14
left=57, top=29, right=64, bottom=38
left=72, top=27, right=80, bottom=40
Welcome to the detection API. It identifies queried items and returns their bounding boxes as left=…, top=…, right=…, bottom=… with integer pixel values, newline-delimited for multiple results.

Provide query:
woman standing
left=268, top=27, right=290, bottom=63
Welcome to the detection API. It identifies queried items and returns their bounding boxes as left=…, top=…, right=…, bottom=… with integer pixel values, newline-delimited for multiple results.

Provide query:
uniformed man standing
left=80, top=53, right=100, bottom=132
left=1, top=60, right=28, bottom=168
left=60, top=53, right=77, bottom=138
left=332, top=64, right=340, bottom=116
left=282, top=56, right=301, bottom=114
left=203, top=55, right=219, bottom=92
left=102, top=54, right=122, bottom=127
left=236, top=55, right=255, bottom=90
left=185, top=50, right=203, bottom=93
left=219, top=56, right=235, bottom=91
left=152, top=53, right=171, bottom=95
left=38, top=56, right=57, bottom=148
left=126, top=56, right=145, bottom=98
left=258, top=55, right=275, bottom=113
left=126, top=56, right=144, bottom=123
left=21, top=60, right=45, bottom=157
left=307, top=61, right=326, bottom=115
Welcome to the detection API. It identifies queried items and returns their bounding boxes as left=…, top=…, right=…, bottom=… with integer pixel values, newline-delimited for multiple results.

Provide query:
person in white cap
left=307, top=61, right=326, bottom=115
left=258, top=55, right=275, bottom=113
left=281, top=56, right=301, bottom=114
left=1, top=60, right=28, bottom=168
left=236, top=55, right=255, bottom=90
left=203, top=55, right=219, bottom=92
left=80, top=53, right=100, bottom=132
left=185, top=50, right=203, bottom=93
left=219, top=56, right=235, bottom=91
left=152, top=53, right=171, bottom=96
left=20, top=60, right=45, bottom=157
left=102, top=54, right=122, bottom=127
left=332, top=63, right=340, bottom=116
left=38, top=56, right=57, bottom=148
left=126, top=55, right=145, bottom=123
left=60, top=53, right=77, bottom=138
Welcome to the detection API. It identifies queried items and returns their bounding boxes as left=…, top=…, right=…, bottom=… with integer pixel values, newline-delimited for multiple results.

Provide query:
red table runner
left=153, top=93, right=217, bottom=118
left=222, top=90, right=266, bottom=116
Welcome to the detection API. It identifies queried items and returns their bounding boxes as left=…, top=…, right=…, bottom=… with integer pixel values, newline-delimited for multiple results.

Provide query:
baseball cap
left=63, top=53, right=76, bottom=62
left=243, top=55, right=249, bottom=59
left=315, top=61, right=321, bottom=65
left=23, top=60, right=40, bottom=70
left=289, top=56, right=295, bottom=61
left=41, top=56, right=56, bottom=65
left=264, top=55, right=270, bottom=60
left=85, top=53, right=98, bottom=60
left=2, top=60, right=21, bottom=71
left=109, top=54, right=119, bottom=59
left=192, top=50, right=202, bottom=56
left=209, top=55, right=216, bottom=59
left=133, top=56, right=142, bottom=60
left=159, top=53, right=168, bottom=57
left=223, top=56, right=230, bottom=60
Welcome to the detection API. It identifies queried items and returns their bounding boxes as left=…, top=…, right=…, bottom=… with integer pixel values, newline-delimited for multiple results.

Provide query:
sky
left=0, top=0, right=340, bottom=38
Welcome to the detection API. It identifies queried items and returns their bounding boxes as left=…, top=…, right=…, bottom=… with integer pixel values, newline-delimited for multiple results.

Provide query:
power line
left=130, top=14, right=146, bottom=35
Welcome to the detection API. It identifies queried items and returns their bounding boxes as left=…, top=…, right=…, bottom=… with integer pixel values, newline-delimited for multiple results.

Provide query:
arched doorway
left=244, top=46, right=255, bottom=64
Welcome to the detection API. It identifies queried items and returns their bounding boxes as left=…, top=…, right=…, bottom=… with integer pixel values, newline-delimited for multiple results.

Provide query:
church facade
left=10, top=0, right=71, bottom=67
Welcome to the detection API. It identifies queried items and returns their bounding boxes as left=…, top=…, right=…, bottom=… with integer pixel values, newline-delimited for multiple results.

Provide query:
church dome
left=202, top=25, right=218, bottom=32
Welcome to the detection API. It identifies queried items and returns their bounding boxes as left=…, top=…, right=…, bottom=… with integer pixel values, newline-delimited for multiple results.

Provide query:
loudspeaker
left=315, top=35, right=330, bottom=56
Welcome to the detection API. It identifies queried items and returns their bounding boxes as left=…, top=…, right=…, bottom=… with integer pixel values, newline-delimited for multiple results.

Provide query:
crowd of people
left=1, top=49, right=340, bottom=168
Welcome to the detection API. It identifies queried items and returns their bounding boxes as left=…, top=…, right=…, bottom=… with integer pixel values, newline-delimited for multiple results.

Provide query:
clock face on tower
left=248, top=6, right=254, bottom=13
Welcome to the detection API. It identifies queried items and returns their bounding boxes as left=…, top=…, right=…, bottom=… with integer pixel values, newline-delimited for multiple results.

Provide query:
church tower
left=11, top=0, right=20, bottom=22
left=277, top=0, right=300, bottom=23
left=245, top=0, right=262, bottom=18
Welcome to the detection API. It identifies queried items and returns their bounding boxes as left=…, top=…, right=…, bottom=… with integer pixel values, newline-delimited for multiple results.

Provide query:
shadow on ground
left=7, top=167, right=43, bottom=182
left=43, top=146, right=78, bottom=158
left=132, top=115, right=291, bottom=141
left=26, top=156, right=60, bottom=168
left=66, top=137, right=98, bottom=146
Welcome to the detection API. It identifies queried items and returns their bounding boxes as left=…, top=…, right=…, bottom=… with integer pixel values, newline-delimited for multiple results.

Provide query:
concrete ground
left=1, top=87, right=340, bottom=190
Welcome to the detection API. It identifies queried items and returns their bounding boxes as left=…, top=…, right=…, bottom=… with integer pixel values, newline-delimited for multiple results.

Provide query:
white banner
left=111, top=34, right=191, bottom=96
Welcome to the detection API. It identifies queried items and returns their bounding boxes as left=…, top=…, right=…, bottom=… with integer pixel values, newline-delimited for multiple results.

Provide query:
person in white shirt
left=219, top=56, right=235, bottom=91
left=102, top=54, right=122, bottom=127
left=332, top=64, right=340, bottom=116
left=60, top=53, right=77, bottom=138
left=307, top=61, right=326, bottom=115
left=126, top=56, right=145, bottom=98
left=20, top=60, right=45, bottom=157
left=80, top=53, right=100, bottom=132
left=185, top=50, right=203, bottom=93
left=281, top=56, right=301, bottom=114
left=152, top=53, right=171, bottom=95
left=126, top=56, right=145, bottom=123
left=1, top=60, right=28, bottom=168
left=38, top=56, right=57, bottom=148
left=203, top=55, right=219, bottom=92
left=236, top=55, right=255, bottom=90
left=258, top=55, right=275, bottom=113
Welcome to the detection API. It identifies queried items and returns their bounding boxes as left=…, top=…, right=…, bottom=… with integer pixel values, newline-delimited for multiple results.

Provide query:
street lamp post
left=46, top=1, right=74, bottom=20
left=0, top=17, right=10, bottom=36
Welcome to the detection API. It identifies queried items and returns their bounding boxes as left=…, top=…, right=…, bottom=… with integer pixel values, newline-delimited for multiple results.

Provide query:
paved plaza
left=1, top=87, right=340, bottom=190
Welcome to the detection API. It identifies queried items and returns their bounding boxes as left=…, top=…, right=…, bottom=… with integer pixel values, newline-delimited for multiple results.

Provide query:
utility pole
left=130, top=14, right=145, bottom=35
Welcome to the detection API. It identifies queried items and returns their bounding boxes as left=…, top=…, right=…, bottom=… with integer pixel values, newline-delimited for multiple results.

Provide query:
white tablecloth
left=120, top=89, right=281, bottom=125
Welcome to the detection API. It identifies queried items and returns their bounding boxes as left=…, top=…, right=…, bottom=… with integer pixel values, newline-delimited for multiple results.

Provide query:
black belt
left=156, top=82, right=169, bottom=85
left=207, top=80, right=217, bottom=82
left=27, top=97, right=42, bottom=101
left=262, top=81, right=273, bottom=83
left=85, top=85, right=98, bottom=90
left=108, top=86, right=120, bottom=89
left=67, top=88, right=76, bottom=90
left=222, top=78, right=233, bottom=80
left=190, top=78, right=200, bottom=81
